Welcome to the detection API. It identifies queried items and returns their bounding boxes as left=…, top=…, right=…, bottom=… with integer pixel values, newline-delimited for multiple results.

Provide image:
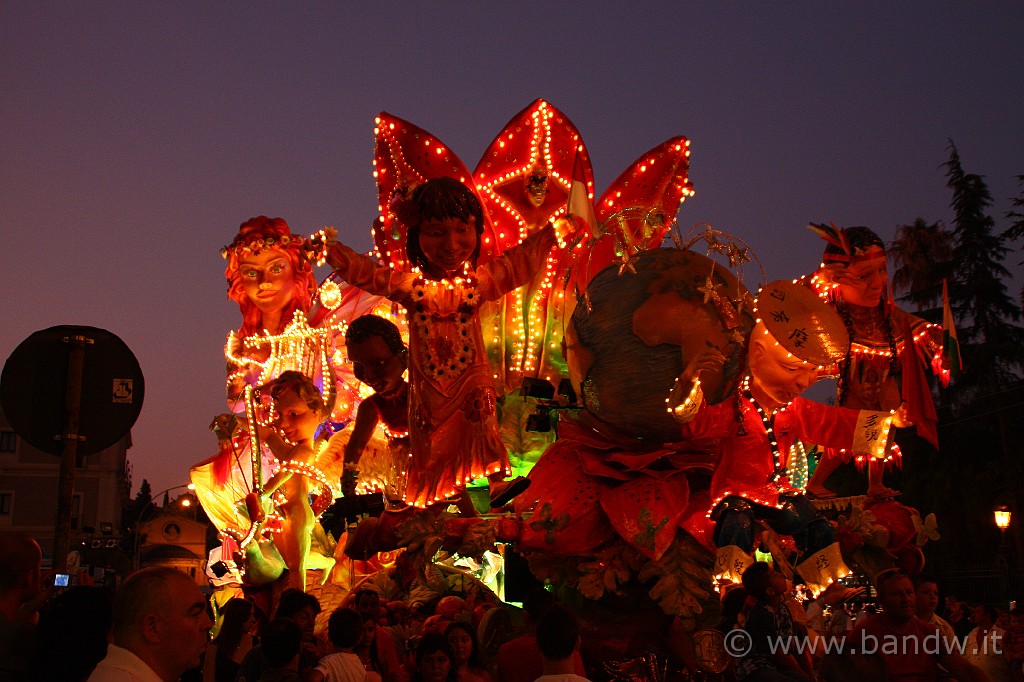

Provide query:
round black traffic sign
left=1, top=326, right=145, bottom=456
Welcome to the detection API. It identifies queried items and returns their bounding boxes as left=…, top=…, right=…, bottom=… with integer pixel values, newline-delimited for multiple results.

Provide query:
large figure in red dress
left=668, top=281, right=899, bottom=591
left=318, top=177, right=571, bottom=510
left=803, top=224, right=946, bottom=499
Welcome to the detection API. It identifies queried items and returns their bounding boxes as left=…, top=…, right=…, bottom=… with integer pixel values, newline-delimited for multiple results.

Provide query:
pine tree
left=1004, top=175, right=1024, bottom=243
left=909, top=146, right=1024, bottom=599
left=134, top=479, right=152, bottom=509
left=124, top=479, right=154, bottom=527
left=1004, top=175, right=1024, bottom=309
left=943, top=141, right=1024, bottom=397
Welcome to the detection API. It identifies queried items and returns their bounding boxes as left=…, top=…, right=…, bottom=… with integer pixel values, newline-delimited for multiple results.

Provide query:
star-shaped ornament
left=698, top=276, right=724, bottom=304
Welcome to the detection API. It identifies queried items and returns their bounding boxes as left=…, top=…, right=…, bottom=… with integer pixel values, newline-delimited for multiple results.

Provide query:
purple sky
left=2, top=4, right=1022, bottom=498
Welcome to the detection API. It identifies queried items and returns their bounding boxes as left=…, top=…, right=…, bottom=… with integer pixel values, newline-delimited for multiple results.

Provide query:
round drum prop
left=566, top=248, right=755, bottom=442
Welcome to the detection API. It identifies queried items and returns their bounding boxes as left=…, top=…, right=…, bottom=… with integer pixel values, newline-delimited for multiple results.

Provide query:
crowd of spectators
left=718, top=561, right=1024, bottom=682
left=4, top=528, right=1022, bottom=682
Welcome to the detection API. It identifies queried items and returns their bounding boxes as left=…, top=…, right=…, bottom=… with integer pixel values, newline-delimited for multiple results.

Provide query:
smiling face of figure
left=238, top=249, right=297, bottom=320
left=748, top=328, right=820, bottom=411
left=837, top=250, right=889, bottom=308
left=273, top=387, right=322, bottom=446
left=417, top=216, right=478, bottom=277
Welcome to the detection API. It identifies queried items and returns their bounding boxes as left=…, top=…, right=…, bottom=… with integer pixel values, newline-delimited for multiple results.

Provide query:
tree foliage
left=888, top=217, right=954, bottom=315
left=943, top=140, right=1024, bottom=397
left=1004, top=175, right=1024, bottom=310
left=1004, top=175, right=1024, bottom=244
left=894, top=145, right=1024, bottom=598
left=134, top=478, right=152, bottom=508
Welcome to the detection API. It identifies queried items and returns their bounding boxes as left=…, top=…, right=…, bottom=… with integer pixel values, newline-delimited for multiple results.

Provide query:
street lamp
left=133, top=483, right=195, bottom=570
left=994, top=506, right=1011, bottom=531
left=995, top=504, right=1012, bottom=605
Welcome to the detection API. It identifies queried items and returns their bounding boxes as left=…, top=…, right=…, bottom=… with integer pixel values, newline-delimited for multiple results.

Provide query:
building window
left=0, top=492, right=12, bottom=515
left=0, top=431, right=15, bottom=452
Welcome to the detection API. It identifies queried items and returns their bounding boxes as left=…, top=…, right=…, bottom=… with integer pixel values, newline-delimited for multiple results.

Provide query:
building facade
left=0, top=406, right=131, bottom=567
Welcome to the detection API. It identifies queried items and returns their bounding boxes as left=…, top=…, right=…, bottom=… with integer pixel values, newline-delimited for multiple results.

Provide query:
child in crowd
left=534, top=605, right=590, bottom=682
left=734, top=562, right=814, bottom=682
left=258, top=619, right=305, bottom=682
left=412, top=634, right=457, bottom=682
left=318, top=177, right=573, bottom=511
left=445, top=620, right=491, bottom=682
left=310, top=608, right=369, bottom=682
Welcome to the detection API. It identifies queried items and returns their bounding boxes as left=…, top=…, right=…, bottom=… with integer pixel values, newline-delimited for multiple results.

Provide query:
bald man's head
left=0, top=532, right=43, bottom=597
left=111, top=567, right=212, bottom=680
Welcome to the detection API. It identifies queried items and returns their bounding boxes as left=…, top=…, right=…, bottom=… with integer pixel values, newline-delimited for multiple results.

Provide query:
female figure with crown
left=222, top=216, right=320, bottom=410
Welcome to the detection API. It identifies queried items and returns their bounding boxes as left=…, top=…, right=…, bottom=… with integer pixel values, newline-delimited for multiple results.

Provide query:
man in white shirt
left=89, top=566, right=212, bottom=682
left=533, top=605, right=590, bottom=682
left=964, top=604, right=1013, bottom=682
left=913, top=573, right=958, bottom=647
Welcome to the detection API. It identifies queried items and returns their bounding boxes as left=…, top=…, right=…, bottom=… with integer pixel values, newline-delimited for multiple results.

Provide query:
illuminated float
left=187, top=105, right=946, bottom=675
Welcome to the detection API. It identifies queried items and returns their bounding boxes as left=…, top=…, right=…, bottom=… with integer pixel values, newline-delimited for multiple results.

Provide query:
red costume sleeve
left=786, top=397, right=864, bottom=450
left=678, top=399, right=739, bottom=440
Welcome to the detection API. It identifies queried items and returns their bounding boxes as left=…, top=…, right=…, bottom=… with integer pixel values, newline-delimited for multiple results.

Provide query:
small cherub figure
left=258, top=370, right=336, bottom=592
left=342, top=314, right=410, bottom=503
left=316, top=176, right=576, bottom=512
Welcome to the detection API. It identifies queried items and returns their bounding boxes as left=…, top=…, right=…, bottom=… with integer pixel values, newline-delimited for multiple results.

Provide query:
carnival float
left=190, top=99, right=950, bottom=678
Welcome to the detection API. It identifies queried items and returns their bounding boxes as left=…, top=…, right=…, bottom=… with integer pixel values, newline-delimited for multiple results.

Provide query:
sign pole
left=54, top=333, right=90, bottom=572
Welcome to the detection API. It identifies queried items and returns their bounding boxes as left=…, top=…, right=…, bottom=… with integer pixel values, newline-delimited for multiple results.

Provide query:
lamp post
left=995, top=506, right=1011, bottom=532
left=133, top=483, right=195, bottom=570
left=995, top=505, right=1012, bottom=605
left=177, top=492, right=199, bottom=522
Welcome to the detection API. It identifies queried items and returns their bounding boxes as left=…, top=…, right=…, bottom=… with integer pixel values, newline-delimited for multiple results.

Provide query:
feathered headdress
left=808, top=222, right=885, bottom=265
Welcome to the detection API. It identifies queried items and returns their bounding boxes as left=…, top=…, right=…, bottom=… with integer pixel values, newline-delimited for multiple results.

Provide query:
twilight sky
left=2, top=3, right=1022, bottom=498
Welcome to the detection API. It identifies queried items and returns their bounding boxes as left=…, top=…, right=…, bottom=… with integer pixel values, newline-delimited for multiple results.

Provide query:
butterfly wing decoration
left=574, top=137, right=694, bottom=290
left=372, top=111, right=499, bottom=271
left=474, top=98, right=592, bottom=256
left=913, top=511, right=940, bottom=547
left=473, top=99, right=594, bottom=393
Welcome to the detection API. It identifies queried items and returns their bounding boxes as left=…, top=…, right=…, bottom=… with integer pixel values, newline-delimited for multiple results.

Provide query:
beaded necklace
left=739, top=374, right=790, bottom=484
left=410, top=274, right=479, bottom=382
left=835, top=301, right=899, bottom=406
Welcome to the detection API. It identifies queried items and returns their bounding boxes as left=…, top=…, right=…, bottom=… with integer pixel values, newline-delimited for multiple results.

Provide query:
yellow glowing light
left=995, top=506, right=1011, bottom=530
